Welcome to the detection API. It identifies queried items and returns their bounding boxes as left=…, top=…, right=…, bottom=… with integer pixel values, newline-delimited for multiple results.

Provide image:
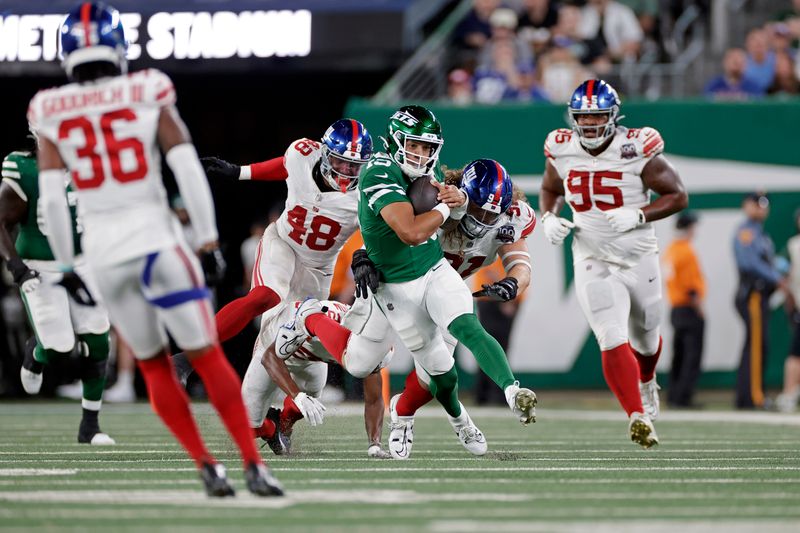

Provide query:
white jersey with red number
left=440, top=200, right=536, bottom=279
left=28, top=69, right=180, bottom=266
left=274, top=139, right=359, bottom=270
left=261, top=299, right=350, bottom=365
left=544, top=125, right=664, bottom=268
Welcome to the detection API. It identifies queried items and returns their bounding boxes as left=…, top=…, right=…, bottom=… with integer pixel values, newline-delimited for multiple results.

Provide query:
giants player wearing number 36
left=539, top=79, right=688, bottom=448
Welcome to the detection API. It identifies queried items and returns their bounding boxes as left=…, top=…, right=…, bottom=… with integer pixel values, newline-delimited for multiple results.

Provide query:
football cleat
left=504, top=381, right=537, bottom=424
left=245, top=462, right=284, bottom=497
left=775, top=391, right=800, bottom=413
left=199, top=462, right=235, bottom=497
left=448, top=406, right=488, bottom=456
left=78, top=417, right=116, bottom=446
left=274, top=298, right=324, bottom=359
left=628, top=412, right=659, bottom=449
left=388, top=393, right=414, bottom=460
left=263, top=408, right=290, bottom=455
left=639, top=377, right=661, bottom=420
left=20, top=338, right=43, bottom=395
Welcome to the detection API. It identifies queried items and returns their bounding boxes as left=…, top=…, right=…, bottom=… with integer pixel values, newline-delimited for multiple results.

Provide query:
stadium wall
left=345, top=99, right=800, bottom=389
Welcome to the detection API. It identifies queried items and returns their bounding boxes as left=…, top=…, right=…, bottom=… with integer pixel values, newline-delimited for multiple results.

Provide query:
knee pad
left=630, top=328, right=661, bottom=356
left=78, top=333, right=110, bottom=362
left=343, top=331, right=394, bottom=379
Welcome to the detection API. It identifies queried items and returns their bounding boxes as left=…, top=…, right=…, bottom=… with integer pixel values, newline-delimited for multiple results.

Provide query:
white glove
left=20, top=277, right=41, bottom=294
left=449, top=189, right=469, bottom=220
left=293, top=392, right=326, bottom=426
left=541, top=212, right=575, bottom=245
left=367, top=444, right=391, bottom=459
left=605, top=207, right=645, bottom=233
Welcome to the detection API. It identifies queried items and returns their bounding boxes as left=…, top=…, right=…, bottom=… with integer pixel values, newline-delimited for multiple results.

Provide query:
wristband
left=432, top=203, right=451, bottom=223
left=240, top=165, right=251, bottom=180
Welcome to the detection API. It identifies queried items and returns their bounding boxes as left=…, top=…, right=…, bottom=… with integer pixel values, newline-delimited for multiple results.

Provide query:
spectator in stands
left=516, top=64, right=551, bottom=102
left=454, top=0, right=500, bottom=50
left=478, top=7, right=534, bottom=70
left=578, top=0, right=643, bottom=66
left=767, top=22, right=796, bottom=59
left=447, top=68, right=474, bottom=105
left=704, top=48, right=764, bottom=101
left=617, top=0, right=659, bottom=39
left=770, top=50, right=800, bottom=95
left=537, top=36, right=594, bottom=103
left=743, top=28, right=777, bottom=93
left=474, top=39, right=532, bottom=103
left=517, top=0, right=560, bottom=56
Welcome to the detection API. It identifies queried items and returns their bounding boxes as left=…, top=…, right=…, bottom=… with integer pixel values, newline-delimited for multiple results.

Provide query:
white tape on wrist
left=432, top=203, right=451, bottom=224
left=240, top=165, right=251, bottom=180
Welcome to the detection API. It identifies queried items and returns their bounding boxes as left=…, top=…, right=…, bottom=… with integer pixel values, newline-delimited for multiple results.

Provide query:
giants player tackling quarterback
left=539, top=80, right=687, bottom=447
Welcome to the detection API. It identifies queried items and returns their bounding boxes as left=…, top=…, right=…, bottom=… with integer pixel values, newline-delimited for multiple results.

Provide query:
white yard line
left=430, top=519, right=800, bottom=533
left=0, top=468, right=77, bottom=476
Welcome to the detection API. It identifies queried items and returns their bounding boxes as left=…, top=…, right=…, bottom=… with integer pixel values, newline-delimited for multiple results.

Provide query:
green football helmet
left=385, top=105, right=444, bottom=179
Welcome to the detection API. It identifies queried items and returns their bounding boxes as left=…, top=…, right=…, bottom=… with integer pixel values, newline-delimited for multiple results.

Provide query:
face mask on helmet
left=393, top=132, right=443, bottom=179
left=569, top=109, right=618, bottom=149
left=459, top=203, right=502, bottom=240
left=320, top=146, right=367, bottom=192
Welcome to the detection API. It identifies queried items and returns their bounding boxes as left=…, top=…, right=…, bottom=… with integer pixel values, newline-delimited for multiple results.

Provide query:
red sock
left=396, top=370, right=434, bottom=416
left=216, top=285, right=280, bottom=342
left=191, top=346, right=261, bottom=466
left=305, top=313, right=350, bottom=365
left=601, top=343, right=644, bottom=416
left=631, top=337, right=662, bottom=382
left=137, top=354, right=213, bottom=467
left=281, top=395, right=304, bottom=434
left=254, top=418, right=276, bottom=439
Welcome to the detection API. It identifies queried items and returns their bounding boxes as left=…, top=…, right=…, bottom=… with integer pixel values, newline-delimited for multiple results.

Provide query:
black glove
left=7, top=256, right=39, bottom=287
left=351, top=249, right=379, bottom=299
left=58, top=271, right=97, bottom=306
left=200, top=247, right=227, bottom=286
left=472, top=276, right=518, bottom=302
left=200, top=156, right=241, bottom=181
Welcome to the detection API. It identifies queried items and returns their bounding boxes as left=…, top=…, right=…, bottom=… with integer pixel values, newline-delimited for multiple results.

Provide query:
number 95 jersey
left=275, top=138, right=359, bottom=270
left=544, top=126, right=664, bottom=268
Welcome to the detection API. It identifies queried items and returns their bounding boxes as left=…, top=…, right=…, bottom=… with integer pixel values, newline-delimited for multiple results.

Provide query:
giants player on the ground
left=242, top=299, right=394, bottom=458
left=199, top=120, right=372, bottom=343
left=375, top=159, right=536, bottom=459
left=539, top=79, right=687, bottom=448
left=29, top=1, right=281, bottom=496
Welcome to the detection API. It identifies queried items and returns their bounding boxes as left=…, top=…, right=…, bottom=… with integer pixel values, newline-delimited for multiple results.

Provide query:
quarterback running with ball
left=539, top=79, right=687, bottom=447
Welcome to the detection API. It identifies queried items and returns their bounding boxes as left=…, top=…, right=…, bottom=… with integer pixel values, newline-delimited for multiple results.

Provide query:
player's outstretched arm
left=640, top=155, right=688, bottom=222
left=380, top=201, right=449, bottom=246
left=261, top=344, right=303, bottom=399
left=501, top=239, right=532, bottom=293
left=201, top=156, right=288, bottom=182
left=0, top=182, right=38, bottom=293
left=363, top=371, right=387, bottom=457
left=37, top=138, right=75, bottom=269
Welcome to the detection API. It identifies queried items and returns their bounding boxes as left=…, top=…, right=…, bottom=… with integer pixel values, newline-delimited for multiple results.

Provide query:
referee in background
left=664, top=211, right=705, bottom=408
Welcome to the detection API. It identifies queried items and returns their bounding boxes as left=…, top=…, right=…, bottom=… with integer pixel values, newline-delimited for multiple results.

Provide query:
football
left=408, top=177, right=440, bottom=215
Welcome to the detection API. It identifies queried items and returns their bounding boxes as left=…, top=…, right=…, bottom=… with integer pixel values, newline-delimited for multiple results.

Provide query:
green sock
left=34, top=345, right=67, bottom=365
left=428, top=365, right=462, bottom=418
left=79, top=333, right=110, bottom=403
left=448, top=313, right=516, bottom=390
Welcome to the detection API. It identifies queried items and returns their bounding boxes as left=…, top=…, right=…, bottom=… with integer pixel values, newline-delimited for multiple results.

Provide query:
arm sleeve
left=39, top=169, right=75, bottom=268
left=166, top=143, right=218, bottom=247
left=243, top=156, right=288, bottom=181
left=734, top=230, right=782, bottom=284
left=361, top=170, right=408, bottom=216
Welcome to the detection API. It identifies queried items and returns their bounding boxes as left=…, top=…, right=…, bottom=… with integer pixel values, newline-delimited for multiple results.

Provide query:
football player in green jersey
left=276, top=105, right=536, bottom=459
left=0, top=146, right=114, bottom=445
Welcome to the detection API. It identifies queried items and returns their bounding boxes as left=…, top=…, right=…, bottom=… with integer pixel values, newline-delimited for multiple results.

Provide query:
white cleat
left=448, top=405, right=488, bottom=456
left=639, top=377, right=661, bottom=420
left=274, top=298, right=324, bottom=359
left=775, top=391, right=800, bottom=413
left=88, top=433, right=116, bottom=446
left=504, top=381, right=537, bottom=424
left=388, top=393, right=414, bottom=460
left=20, top=367, right=43, bottom=395
left=628, top=412, right=659, bottom=449
left=103, top=381, right=136, bottom=403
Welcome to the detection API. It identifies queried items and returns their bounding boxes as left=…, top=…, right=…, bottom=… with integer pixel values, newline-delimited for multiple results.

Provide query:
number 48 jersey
left=28, top=69, right=181, bottom=266
left=275, top=138, right=359, bottom=270
left=544, top=125, right=664, bottom=267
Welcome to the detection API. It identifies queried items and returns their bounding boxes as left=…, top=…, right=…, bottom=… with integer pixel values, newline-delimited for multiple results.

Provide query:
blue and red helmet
left=459, top=159, right=514, bottom=239
left=567, top=79, right=622, bottom=149
left=60, top=2, right=128, bottom=79
left=320, top=119, right=373, bottom=192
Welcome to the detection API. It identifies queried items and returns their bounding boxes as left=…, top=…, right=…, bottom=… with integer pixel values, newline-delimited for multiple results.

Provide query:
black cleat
left=199, top=462, right=235, bottom=497
left=20, top=337, right=44, bottom=395
left=264, top=408, right=291, bottom=456
left=245, top=462, right=284, bottom=497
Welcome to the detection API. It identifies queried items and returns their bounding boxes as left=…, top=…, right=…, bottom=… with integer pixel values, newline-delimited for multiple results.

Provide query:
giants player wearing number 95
left=29, top=1, right=281, bottom=497
left=539, top=79, right=687, bottom=448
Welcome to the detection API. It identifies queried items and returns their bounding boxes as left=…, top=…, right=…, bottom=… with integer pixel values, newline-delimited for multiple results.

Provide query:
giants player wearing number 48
left=539, top=79, right=687, bottom=448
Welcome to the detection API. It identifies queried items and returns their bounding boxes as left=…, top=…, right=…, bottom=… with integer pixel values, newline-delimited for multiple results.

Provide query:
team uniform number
left=566, top=170, right=624, bottom=212
left=286, top=205, right=342, bottom=251
left=444, top=253, right=486, bottom=279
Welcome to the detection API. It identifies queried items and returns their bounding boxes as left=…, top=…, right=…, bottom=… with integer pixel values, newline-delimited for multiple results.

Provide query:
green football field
left=1, top=401, right=799, bottom=532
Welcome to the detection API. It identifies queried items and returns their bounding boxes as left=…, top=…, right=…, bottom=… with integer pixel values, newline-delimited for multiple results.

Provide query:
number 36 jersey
left=28, top=69, right=182, bottom=266
left=544, top=125, right=664, bottom=268
left=275, top=139, right=359, bottom=270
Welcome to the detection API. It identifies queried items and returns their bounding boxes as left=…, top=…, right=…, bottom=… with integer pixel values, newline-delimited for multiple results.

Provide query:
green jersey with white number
left=2, top=151, right=82, bottom=261
left=358, top=152, right=445, bottom=283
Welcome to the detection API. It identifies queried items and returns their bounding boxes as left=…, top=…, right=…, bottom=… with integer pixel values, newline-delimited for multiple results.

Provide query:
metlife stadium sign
left=0, top=9, right=311, bottom=74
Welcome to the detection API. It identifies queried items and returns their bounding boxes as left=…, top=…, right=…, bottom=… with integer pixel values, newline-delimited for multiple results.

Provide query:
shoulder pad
left=286, top=138, right=322, bottom=160
left=507, top=200, right=536, bottom=239
left=625, top=127, right=664, bottom=159
left=543, top=129, right=575, bottom=160
left=138, top=69, right=176, bottom=107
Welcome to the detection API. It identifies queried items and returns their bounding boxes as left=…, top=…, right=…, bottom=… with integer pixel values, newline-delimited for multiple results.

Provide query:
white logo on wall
left=0, top=10, right=312, bottom=63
